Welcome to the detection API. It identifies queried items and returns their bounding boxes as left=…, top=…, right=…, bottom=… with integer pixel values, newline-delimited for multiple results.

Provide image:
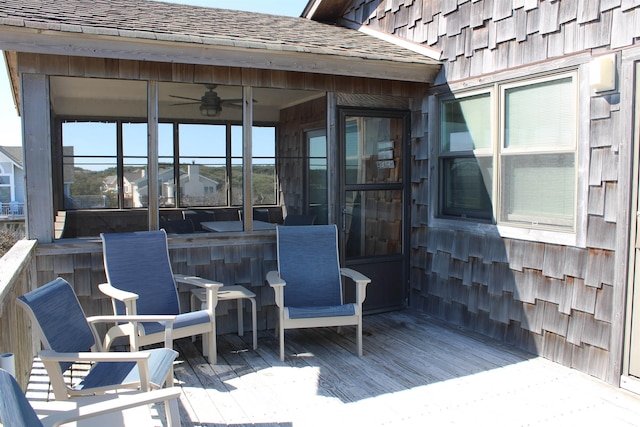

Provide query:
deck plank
left=26, top=310, right=640, bottom=426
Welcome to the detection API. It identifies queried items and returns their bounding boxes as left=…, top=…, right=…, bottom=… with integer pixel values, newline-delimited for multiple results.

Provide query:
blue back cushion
left=277, top=225, right=342, bottom=308
left=17, top=278, right=95, bottom=373
left=101, top=230, right=180, bottom=316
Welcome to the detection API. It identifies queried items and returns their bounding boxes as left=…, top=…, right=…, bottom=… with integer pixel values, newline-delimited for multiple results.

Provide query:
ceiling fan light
left=200, top=104, right=221, bottom=117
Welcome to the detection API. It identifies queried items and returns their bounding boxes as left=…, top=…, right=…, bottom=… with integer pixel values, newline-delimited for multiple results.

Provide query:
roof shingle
left=0, top=0, right=438, bottom=66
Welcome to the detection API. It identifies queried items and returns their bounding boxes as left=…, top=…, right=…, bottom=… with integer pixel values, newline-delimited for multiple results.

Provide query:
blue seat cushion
left=77, top=348, right=177, bottom=391
left=288, top=303, right=356, bottom=319
left=140, top=309, right=212, bottom=336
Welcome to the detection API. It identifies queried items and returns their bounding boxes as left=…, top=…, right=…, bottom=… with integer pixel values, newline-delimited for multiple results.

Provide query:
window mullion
left=117, top=120, right=124, bottom=209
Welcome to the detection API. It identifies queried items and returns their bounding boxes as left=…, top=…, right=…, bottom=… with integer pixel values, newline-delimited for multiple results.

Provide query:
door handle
left=341, top=207, right=347, bottom=232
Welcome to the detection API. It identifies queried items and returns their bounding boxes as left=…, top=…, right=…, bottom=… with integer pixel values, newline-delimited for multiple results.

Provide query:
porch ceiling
left=0, top=0, right=441, bottom=84
left=49, top=77, right=325, bottom=122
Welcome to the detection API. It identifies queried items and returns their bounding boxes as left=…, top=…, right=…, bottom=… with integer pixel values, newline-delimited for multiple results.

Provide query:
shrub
left=0, top=226, right=24, bottom=258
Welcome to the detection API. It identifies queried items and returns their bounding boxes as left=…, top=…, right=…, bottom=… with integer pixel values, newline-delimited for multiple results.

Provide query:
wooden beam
left=21, top=73, right=53, bottom=242
left=243, top=86, right=253, bottom=231
left=147, top=80, right=159, bottom=230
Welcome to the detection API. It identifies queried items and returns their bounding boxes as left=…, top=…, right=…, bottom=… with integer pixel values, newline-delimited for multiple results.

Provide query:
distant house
left=102, top=169, right=146, bottom=207
left=130, top=165, right=220, bottom=207
left=0, top=146, right=24, bottom=217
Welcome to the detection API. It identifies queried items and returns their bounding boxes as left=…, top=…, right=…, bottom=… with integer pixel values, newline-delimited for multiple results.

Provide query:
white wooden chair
left=16, top=278, right=178, bottom=401
left=100, top=230, right=223, bottom=363
left=266, top=224, right=371, bottom=361
left=0, top=368, right=180, bottom=427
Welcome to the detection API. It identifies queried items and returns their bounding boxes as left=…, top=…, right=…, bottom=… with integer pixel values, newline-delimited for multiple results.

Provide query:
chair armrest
left=340, top=268, right=371, bottom=285
left=266, top=271, right=285, bottom=307
left=39, top=350, right=154, bottom=393
left=87, top=314, right=176, bottom=325
left=98, top=282, right=139, bottom=303
left=173, top=274, right=223, bottom=289
left=39, top=388, right=182, bottom=427
left=174, top=274, right=221, bottom=311
left=340, top=268, right=371, bottom=306
left=87, top=315, right=176, bottom=350
left=266, top=270, right=285, bottom=287
left=39, top=350, right=152, bottom=364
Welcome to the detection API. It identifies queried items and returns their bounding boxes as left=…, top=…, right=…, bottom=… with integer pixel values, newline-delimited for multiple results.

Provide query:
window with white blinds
left=438, top=72, right=578, bottom=232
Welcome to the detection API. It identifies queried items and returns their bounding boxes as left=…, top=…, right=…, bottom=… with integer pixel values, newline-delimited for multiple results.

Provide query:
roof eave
left=302, top=0, right=352, bottom=21
left=0, top=26, right=439, bottom=85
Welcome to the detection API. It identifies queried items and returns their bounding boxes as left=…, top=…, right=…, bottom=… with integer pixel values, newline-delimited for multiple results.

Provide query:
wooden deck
left=27, top=310, right=640, bottom=426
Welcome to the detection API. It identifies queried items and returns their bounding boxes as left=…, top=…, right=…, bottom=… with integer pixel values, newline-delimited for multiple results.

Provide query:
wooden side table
left=190, top=285, right=258, bottom=350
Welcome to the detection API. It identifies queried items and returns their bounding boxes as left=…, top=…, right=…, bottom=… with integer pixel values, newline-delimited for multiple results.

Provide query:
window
left=440, top=94, right=493, bottom=220
left=62, top=121, right=118, bottom=209
left=0, top=165, right=11, bottom=203
left=179, top=124, right=228, bottom=207
left=306, top=128, right=327, bottom=224
left=61, top=121, right=276, bottom=210
left=252, top=126, right=277, bottom=205
left=50, top=76, right=324, bottom=237
left=437, top=73, right=577, bottom=232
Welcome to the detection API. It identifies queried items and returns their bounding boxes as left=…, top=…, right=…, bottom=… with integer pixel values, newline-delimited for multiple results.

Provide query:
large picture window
left=61, top=121, right=276, bottom=210
left=438, top=73, right=578, bottom=232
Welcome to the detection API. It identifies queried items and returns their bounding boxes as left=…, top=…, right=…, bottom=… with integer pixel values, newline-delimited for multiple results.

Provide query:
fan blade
left=169, top=95, right=201, bottom=102
left=169, top=101, right=201, bottom=106
left=221, top=99, right=256, bottom=109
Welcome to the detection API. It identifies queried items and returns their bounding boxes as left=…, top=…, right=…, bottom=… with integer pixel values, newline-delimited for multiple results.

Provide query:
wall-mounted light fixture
left=589, top=54, right=616, bottom=92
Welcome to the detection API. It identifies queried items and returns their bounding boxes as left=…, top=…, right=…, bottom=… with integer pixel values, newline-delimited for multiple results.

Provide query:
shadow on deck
left=27, top=310, right=640, bottom=426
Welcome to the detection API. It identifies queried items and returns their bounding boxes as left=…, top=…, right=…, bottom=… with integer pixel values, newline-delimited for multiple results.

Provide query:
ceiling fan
left=169, top=84, right=246, bottom=117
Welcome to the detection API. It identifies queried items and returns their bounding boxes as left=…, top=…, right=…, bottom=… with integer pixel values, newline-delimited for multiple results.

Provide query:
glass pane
left=123, top=123, right=147, bottom=158
left=501, top=153, right=575, bottom=228
left=62, top=122, right=118, bottom=209
left=179, top=124, right=228, bottom=207
left=345, top=189, right=403, bottom=257
left=441, top=94, right=491, bottom=152
left=505, top=77, right=574, bottom=149
left=159, top=123, right=175, bottom=207
left=122, top=123, right=149, bottom=208
left=345, top=116, right=403, bottom=185
left=122, top=164, right=148, bottom=208
left=252, top=164, right=276, bottom=204
left=159, top=123, right=174, bottom=157
left=253, top=126, right=276, bottom=205
left=63, top=122, right=117, bottom=156
left=179, top=161, right=226, bottom=207
left=180, top=124, right=226, bottom=157
left=0, top=187, right=10, bottom=203
left=441, top=156, right=493, bottom=220
left=308, top=130, right=327, bottom=224
left=253, top=127, right=275, bottom=157
left=0, top=176, right=9, bottom=185
left=231, top=164, right=244, bottom=205
left=231, top=125, right=243, bottom=158
left=231, top=126, right=244, bottom=206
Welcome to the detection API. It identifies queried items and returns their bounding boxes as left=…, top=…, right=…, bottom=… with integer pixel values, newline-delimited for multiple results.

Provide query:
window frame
left=430, top=69, right=586, bottom=247
left=57, top=118, right=279, bottom=211
left=437, top=89, right=495, bottom=222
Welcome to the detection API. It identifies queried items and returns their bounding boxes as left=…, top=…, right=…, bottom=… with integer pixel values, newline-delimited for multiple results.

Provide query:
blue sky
left=0, top=0, right=310, bottom=147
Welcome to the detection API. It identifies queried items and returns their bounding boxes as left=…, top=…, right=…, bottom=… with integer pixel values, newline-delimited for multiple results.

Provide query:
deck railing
left=0, top=202, right=25, bottom=218
left=0, top=239, right=38, bottom=389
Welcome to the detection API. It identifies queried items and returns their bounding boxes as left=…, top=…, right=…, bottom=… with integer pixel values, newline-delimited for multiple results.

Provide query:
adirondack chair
left=100, top=230, right=223, bottom=363
left=0, top=368, right=181, bottom=427
left=266, top=224, right=371, bottom=361
left=16, top=278, right=178, bottom=401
